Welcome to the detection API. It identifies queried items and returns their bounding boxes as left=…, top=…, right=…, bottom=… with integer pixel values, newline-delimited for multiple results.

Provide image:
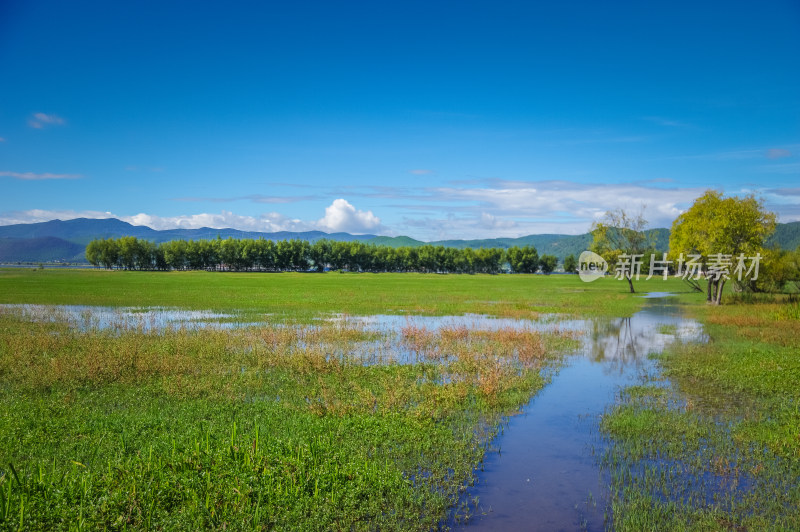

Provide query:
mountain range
left=0, top=218, right=798, bottom=264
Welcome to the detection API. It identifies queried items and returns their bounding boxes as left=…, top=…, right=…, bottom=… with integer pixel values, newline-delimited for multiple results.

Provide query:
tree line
left=85, top=236, right=572, bottom=274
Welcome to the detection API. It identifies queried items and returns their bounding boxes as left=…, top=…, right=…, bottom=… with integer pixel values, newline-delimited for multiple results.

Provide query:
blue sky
left=1, top=0, right=798, bottom=239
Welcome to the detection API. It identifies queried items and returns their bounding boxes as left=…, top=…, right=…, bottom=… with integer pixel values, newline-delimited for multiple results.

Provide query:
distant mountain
left=0, top=218, right=378, bottom=246
left=767, top=221, right=800, bottom=251
left=426, top=228, right=670, bottom=260
left=368, top=233, right=600, bottom=259
left=0, top=237, right=85, bottom=263
left=0, top=218, right=797, bottom=263
left=368, top=235, right=426, bottom=247
left=428, top=234, right=594, bottom=258
left=0, top=217, right=155, bottom=245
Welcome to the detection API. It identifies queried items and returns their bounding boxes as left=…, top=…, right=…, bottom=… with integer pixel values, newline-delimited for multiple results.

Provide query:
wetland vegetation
left=601, top=294, right=800, bottom=531
left=0, top=269, right=797, bottom=530
left=0, top=270, right=601, bottom=530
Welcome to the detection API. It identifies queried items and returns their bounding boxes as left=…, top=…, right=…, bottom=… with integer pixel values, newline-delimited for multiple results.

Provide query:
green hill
left=0, top=237, right=85, bottom=263
left=768, top=221, right=800, bottom=251
left=368, top=236, right=425, bottom=247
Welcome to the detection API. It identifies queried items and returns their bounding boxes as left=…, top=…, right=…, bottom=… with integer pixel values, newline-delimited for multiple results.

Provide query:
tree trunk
left=714, top=279, right=726, bottom=305
left=627, top=274, right=635, bottom=293
left=706, top=279, right=714, bottom=303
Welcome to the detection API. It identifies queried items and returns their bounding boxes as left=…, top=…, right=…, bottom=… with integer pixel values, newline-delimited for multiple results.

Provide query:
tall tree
left=117, top=236, right=140, bottom=270
left=538, top=254, right=557, bottom=274
left=506, top=245, right=539, bottom=273
left=563, top=254, right=577, bottom=274
left=309, top=239, right=332, bottom=272
left=591, top=208, right=650, bottom=293
left=85, top=239, right=102, bottom=267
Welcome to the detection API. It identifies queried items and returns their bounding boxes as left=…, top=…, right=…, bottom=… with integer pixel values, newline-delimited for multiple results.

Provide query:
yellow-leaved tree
left=669, top=190, right=776, bottom=304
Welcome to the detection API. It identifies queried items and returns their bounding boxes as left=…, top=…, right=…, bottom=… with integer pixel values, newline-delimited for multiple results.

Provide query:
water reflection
left=453, top=298, right=706, bottom=531
left=0, top=304, right=245, bottom=332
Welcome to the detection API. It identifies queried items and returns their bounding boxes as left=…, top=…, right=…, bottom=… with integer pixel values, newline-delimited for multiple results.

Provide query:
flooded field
left=456, top=297, right=706, bottom=530
left=2, top=268, right=797, bottom=530
left=1, top=295, right=708, bottom=530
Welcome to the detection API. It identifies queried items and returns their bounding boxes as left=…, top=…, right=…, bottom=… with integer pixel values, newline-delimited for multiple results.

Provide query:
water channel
left=454, top=296, right=706, bottom=531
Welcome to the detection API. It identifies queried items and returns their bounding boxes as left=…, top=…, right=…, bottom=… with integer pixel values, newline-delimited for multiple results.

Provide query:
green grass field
left=0, top=269, right=796, bottom=530
left=0, top=269, right=662, bottom=320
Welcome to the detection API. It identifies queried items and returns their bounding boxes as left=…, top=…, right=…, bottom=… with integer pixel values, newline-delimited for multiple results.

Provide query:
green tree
left=417, top=245, right=437, bottom=273
left=162, top=240, right=188, bottom=270
left=200, top=239, right=219, bottom=270
left=255, top=239, right=276, bottom=271
left=85, top=240, right=102, bottom=267
left=591, top=208, right=650, bottom=293
left=289, top=239, right=311, bottom=271
left=753, top=247, right=800, bottom=293
left=538, top=254, right=557, bottom=274
left=475, top=248, right=503, bottom=274
left=309, top=240, right=332, bottom=272
left=117, top=236, right=140, bottom=270
left=275, top=240, right=293, bottom=271
left=152, top=244, right=168, bottom=270
left=99, top=239, right=120, bottom=269
left=563, top=254, right=577, bottom=273
left=506, top=245, right=539, bottom=273
left=240, top=239, right=258, bottom=271
left=670, top=191, right=776, bottom=304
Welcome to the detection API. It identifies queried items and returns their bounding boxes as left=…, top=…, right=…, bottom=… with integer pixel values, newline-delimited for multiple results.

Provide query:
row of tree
left=86, top=236, right=571, bottom=274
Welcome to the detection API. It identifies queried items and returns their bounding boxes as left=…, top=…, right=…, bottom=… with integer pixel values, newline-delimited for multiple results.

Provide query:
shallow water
left=453, top=297, right=706, bottom=531
left=323, top=313, right=583, bottom=365
left=0, top=304, right=247, bottom=331
left=326, top=313, right=568, bottom=332
left=1, top=298, right=707, bottom=529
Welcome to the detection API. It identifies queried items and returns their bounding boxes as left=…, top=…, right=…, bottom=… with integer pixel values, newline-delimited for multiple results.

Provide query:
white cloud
left=0, top=208, right=317, bottom=233
left=400, top=214, right=593, bottom=240
left=0, top=137, right=6, bottom=142
left=362, top=180, right=714, bottom=239
left=28, top=112, right=66, bottom=129
left=122, top=211, right=314, bottom=233
left=0, top=209, right=115, bottom=225
left=424, top=181, right=702, bottom=230
left=410, top=169, right=433, bottom=175
left=317, top=199, right=382, bottom=234
left=479, top=212, right=517, bottom=230
left=0, top=171, right=81, bottom=180
left=0, top=200, right=383, bottom=235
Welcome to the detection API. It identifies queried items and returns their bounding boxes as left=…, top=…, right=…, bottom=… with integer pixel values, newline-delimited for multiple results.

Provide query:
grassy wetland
left=0, top=269, right=797, bottom=530
left=600, top=294, right=800, bottom=530
left=0, top=269, right=602, bottom=531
